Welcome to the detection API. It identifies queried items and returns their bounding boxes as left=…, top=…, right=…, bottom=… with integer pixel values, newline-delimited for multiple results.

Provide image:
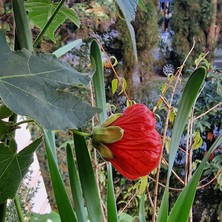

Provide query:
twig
left=161, top=157, right=184, bottom=185
left=193, top=101, right=222, bottom=121
left=118, top=192, right=137, bottom=216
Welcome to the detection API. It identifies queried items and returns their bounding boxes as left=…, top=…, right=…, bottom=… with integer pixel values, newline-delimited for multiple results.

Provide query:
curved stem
left=14, top=195, right=25, bottom=222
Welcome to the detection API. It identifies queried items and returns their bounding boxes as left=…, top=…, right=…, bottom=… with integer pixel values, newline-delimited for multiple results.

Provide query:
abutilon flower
left=92, top=104, right=162, bottom=180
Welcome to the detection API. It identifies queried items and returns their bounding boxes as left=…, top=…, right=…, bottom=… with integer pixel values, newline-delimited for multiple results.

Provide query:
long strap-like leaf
left=91, top=39, right=118, bottom=222
left=43, top=129, right=77, bottom=222
left=74, top=133, right=103, bottom=222
left=157, top=67, right=206, bottom=221
left=66, top=144, right=87, bottom=222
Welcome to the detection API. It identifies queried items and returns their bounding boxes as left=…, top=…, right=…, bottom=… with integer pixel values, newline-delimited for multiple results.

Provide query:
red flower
left=92, top=104, right=162, bottom=180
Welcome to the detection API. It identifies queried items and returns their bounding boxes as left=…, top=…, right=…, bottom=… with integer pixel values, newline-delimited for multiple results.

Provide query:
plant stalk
left=14, top=195, right=25, bottom=222
left=12, top=0, right=33, bottom=50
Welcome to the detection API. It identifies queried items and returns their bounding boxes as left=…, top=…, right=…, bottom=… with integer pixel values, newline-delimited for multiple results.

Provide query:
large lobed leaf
left=25, top=0, right=80, bottom=43
left=0, top=138, right=42, bottom=204
left=0, top=31, right=100, bottom=130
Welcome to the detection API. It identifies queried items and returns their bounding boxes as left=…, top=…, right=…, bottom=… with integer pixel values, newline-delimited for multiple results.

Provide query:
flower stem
left=72, top=130, right=91, bottom=137
left=14, top=195, right=25, bottom=222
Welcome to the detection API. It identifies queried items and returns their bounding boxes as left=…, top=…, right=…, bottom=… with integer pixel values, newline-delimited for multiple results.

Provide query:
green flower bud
left=92, top=141, right=114, bottom=160
left=92, top=125, right=124, bottom=144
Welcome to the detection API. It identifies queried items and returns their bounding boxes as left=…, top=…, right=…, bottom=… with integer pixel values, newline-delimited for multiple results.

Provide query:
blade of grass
left=157, top=67, right=206, bottom=221
left=91, top=39, right=118, bottom=222
left=167, top=135, right=222, bottom=222
left=66, top=143, right=87, bottom=222
left=73, top=133, right=103, bottom=222
left=43, top=129, right=77, bottom=222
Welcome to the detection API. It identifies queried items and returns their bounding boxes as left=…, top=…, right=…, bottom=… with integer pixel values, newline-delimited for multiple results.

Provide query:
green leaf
left=157, top=67, right=206, bottom=221
left=119, top=213, right=134, bottom=222
left=0, top=31, right=100, bottom=130
left=115, top=0, right=138, bottom=61
left=112, top=79, right=118, bottom=95
left=0, top=104, right=13, bottom=119
left=116, top=0, right=138, bottom=21
left=74, top=133, right=103, bottom=222
left=167, top=135, right=222, bottom=222
left=138, top=0, right=147, bottom=12
left=191, top=132, right=203, bottom=150
left=90, top=40, right=107, bottom=121
left=66, top=144, right=87, bottom=222
left=25, top=0, right=80, bottom=43
left=91, top=40, right=118, bottom=222
left=0, top=137, right=42, bottom=204
left=53, top=39, right=83, bottom=58
left=168, top=67, right=206, bottom=177
left=43, top=129, right=77, bottom=222
left=30, top=211, right=61, bottom=222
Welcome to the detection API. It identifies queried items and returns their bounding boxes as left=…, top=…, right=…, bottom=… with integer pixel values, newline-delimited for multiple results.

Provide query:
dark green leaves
left=0, top=31, right=100, bottom=130
left=0, top=137, right=42, bottom=204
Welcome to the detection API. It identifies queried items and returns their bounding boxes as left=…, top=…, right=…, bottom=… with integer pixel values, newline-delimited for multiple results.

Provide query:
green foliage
left=171, top=0, right=214, bottom=67
left=157, top=67, right=207, bottom=221
left=25, top=0, right=80, bottom=43
left=0, top=31, right=100, bottom=130
left=0, top=137, right=42, bottom=204
left=194, top=69, right=222, bottom=133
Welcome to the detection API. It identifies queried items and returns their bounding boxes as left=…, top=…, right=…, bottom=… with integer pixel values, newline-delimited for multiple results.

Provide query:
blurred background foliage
left=0, top=0, right=222, bottom=221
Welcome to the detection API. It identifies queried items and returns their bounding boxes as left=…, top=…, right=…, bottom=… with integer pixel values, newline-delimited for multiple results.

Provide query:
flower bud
left=92, top=125, right=124, bottom=144
left=92, top=141, right=114, bottom=160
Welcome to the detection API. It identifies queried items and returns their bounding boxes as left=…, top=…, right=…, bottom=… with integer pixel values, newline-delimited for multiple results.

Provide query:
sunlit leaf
left=112, top=79, right=118, bottom=94
left=139, top=176, right=147, bottom=195
left=191, top=132, right=203, bottom=150
left=119, top=78, right=127, bottom=95
left=25, top=0, right=80, bottom=43
left=0, top=31, right=100, bottom=130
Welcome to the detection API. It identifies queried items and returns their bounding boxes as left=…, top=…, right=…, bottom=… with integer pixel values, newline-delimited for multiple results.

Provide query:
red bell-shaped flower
left=93, top=104, right=162, bottom=180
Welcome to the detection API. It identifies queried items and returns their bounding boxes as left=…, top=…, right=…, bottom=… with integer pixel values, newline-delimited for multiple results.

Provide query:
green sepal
left=92, top=141, right=114, bottom=160
left=101, top=113, right=123, bottom=127
left=92, top=125, right=124, bottom=144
